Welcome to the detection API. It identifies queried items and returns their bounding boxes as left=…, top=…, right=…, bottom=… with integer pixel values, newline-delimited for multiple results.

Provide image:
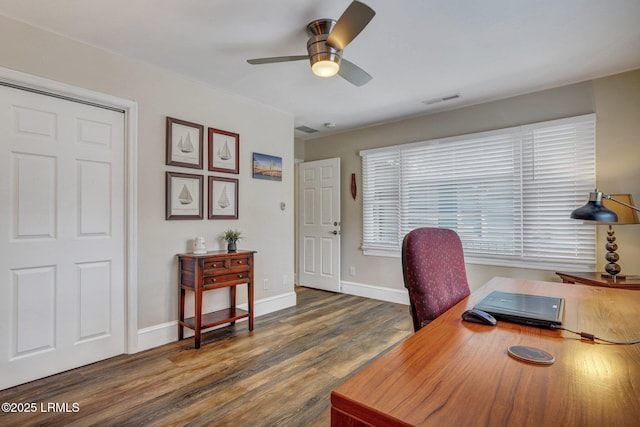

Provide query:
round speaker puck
left=508, top=345, right=555, bottom=365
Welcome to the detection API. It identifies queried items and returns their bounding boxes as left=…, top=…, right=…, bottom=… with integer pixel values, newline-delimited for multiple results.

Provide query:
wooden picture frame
left=166, top=172, right=203, bottom=220
left=252, top=152, right=283, bottom=181
left=166, top=117, right=204, bottom=169
left=208, top=128, right=239, bottom=174
left=208, top=176, right=238, bottom=219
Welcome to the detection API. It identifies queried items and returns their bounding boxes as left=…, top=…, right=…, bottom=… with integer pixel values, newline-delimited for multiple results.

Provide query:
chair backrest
left=402, top=227, right=471, bottom=332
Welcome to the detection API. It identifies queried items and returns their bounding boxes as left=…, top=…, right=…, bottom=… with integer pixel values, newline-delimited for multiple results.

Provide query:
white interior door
left=0, top=85, right=126, bottom=390
left=297, top=158, right=341, bottom=292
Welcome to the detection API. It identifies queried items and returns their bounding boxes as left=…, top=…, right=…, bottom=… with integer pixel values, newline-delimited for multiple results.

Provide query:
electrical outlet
left=349, top=266, right=356, bottom=276
left=263, top=278, right=269, bottom=290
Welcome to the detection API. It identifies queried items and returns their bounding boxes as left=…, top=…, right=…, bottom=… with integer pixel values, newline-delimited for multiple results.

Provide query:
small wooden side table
left=178, top=250, right=256, bottom=348
left=556, top=271, right=640, bottom=290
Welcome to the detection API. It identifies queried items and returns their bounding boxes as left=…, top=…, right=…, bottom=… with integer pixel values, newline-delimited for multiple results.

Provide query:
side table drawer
left=231, top=257, right=251, bottom=268
left=204, top=270, right=250, bottom=285
left=204, top=259, right=228, bottom=271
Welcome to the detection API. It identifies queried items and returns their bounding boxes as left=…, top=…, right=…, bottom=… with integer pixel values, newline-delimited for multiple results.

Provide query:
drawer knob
left=238, top=274, right=243, bottom=278
left=238, top=261, right=242, bottom=264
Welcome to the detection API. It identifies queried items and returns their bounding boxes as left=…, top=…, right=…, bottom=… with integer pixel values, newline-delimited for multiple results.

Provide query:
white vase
left=193, top=236, right=207, bottom=254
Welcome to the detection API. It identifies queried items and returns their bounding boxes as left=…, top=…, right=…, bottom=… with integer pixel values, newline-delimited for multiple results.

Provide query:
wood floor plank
left=0, top=286, right=412, bottom=426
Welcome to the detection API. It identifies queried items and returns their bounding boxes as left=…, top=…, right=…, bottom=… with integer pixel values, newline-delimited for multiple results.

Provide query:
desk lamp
left=571, top=189, right=640, bottom=278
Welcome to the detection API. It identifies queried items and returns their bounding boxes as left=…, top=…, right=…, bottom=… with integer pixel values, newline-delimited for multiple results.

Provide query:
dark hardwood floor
left=0, top=286, right=413, bottom=426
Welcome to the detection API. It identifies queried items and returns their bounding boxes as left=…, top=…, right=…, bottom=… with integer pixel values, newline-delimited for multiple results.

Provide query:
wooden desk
left=331, top=277, right=640, bottom=426
left=178, top=250, right=255, bottom=349
left=556, top=271, right=640, bottom=290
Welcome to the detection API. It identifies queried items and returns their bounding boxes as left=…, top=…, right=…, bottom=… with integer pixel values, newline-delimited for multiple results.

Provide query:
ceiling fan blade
left=326, top=1, right=375, bottom=51
left=247, top=55, right=309, bottom=65
left=338, top=59, right=372, bottom=86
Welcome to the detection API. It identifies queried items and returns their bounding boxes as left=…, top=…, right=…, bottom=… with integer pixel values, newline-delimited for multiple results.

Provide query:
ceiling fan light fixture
left=312, top=59, right=340, bottom=77
left=307, top=31, right=341, bottom=78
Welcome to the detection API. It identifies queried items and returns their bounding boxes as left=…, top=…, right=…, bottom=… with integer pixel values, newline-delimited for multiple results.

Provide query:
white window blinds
left=361, top=114, right=596, bottom=270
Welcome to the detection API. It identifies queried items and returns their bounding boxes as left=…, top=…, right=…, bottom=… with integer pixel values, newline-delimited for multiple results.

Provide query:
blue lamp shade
left=570, top=190, right=619, bottom=222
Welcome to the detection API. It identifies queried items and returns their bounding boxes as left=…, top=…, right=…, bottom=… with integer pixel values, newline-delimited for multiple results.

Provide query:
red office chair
left=402, top=227, right=471, bottom=332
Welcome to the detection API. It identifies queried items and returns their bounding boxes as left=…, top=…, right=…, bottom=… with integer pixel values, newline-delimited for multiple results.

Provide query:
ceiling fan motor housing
left=306, top=19, right=342, bottom=70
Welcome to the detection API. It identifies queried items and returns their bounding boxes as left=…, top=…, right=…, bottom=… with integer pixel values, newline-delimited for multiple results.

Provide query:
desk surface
left=331, top=277, right=640, bottom=427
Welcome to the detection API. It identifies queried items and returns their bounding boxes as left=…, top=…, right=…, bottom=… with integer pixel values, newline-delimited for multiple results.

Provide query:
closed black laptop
left=473, top=291, right=564, bottom=328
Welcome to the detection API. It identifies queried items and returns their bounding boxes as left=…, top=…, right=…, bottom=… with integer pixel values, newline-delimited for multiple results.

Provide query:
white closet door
left=0, top=85, right=125, bottom=390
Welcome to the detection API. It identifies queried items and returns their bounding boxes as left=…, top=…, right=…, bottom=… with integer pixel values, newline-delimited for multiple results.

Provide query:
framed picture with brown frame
left=208, top=176, right=238, bottom=219
left=166, top=117, right=204, bottom=169
left=166, top=172, right=203, bottom=220
left=208, top=127, right=239, bottom=174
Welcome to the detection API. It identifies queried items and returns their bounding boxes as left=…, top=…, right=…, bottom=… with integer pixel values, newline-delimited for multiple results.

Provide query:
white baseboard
left=136, top=320, right=178, bottom=353
left=341, top=280, right=409, bottom=305
left=135, top=291, right=297, bottom=353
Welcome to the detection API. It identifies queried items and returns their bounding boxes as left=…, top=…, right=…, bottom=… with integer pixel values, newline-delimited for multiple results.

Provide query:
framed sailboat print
left=166, top=172, right=203, bottom=220
left=166, top=117, right=204, bottom=169
left=208, top=176, right=238, bottom=219
left=208, top=128, right=239, bottom=174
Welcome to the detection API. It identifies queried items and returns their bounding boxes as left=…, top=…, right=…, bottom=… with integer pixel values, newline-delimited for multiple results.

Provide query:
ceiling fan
left=247, top=1, right=376, bottom=86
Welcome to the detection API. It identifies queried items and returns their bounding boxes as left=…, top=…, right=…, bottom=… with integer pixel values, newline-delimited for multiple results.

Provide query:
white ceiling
left=2, top=0, right=640, bottom=140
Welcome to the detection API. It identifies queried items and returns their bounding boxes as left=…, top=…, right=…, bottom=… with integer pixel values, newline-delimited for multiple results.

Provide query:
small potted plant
left=222, top=229, right=242, bottom=252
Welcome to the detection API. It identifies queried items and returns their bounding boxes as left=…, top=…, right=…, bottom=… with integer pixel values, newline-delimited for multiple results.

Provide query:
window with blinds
left=361, top=114, right=596, bottom=270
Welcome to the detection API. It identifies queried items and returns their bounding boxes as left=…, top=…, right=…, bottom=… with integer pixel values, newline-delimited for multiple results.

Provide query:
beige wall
left=0, top=16, right=296, bottom=330
left=303, top=70, right=640, bottom=292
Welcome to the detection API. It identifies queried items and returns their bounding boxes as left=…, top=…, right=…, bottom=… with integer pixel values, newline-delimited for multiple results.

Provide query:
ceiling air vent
left=423, top=93, right=461, bottom=105
left=295, top=125, right=319, bottom=134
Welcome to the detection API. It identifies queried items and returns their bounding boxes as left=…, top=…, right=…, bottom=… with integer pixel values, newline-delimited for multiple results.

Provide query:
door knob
left=330, top=230, right=339, bottom=235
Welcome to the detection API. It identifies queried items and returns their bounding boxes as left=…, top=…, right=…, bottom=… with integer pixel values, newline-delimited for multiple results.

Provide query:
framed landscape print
left=208, top=176, right=238, bottom=219
left=166, top=117, right=204, bottom=169
left=166, top=172, right=203, bottom=220
left=208, top=128, right=239, bottom=174
left=252, top=152, right=282, bottom=181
